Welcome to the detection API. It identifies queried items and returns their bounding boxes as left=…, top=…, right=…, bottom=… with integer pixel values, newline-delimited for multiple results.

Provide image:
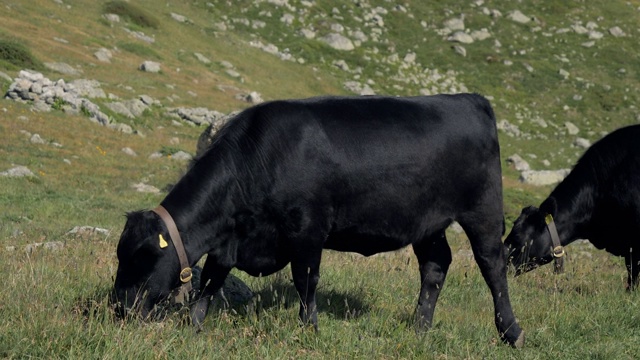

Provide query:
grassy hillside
left=1, top=0, right=640, bottom=358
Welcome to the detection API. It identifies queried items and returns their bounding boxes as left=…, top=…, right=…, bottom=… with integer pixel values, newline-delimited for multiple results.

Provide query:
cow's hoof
left=512, top=331, right=525, bottom=349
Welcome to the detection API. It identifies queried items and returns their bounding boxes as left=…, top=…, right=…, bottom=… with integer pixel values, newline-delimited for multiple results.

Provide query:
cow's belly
left=324, top=230, right=413, bottom=256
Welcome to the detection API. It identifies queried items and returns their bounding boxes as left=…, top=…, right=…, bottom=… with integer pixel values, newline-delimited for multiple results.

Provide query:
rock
left=139, top=61, right=161, bottom=73
left=519, top=169, right=571, bottom=186
left=132, top=182, right=160, bottom=193
left=443, top=16, right=465, bottom=32
left=0, top=166, right=35, bottom=178
left=508, top=10, right=532, bottom=24
left=30, top=134, right=46, bottom=144
left=565, top=121, right=579, bottom=135
left=67, top=226, right=111, bottom=237
left=166, top=107, right=228, bottom=126
left=170, top=12, right=189, bottom=23
left=559, top=69, right=570, bottom=79
left=318, top=33, right=355, bottom=51
left=447, top=31, right=474, bottom=44
left=507, top=154, right=530, bottom=171
left=44, top=62, right=82, bottom=76
left=103, top=13, right=120, bottom=23
left=574, top=137, right=591, bottom=149
left=609, top=26, right=625, bottom=37
left=471, top=29, right=491, bottom=41
left=497, top=119, right=521, bottom=137
left=300, top=28, right=316, bottom=39
left=25, top=241, right=64, bottom=253
left=94, top=48, right=113, bottom=63
left=171, top=151, right=193, bottom=161
left=121, top=147, right=137, bottom=156
left=69, top=79, right=106, bottom=98
left=210, top=273, right=254, bottom=309
left=194, top=52, right=211, bottom=64
left=452, top=45, right=467, bottom=57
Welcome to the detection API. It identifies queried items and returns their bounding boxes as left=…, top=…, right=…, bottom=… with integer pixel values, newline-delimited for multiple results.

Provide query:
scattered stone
left=508, top=10, right=532, bottom=24
left=132, top=182, right=160, bottom=194
left=236, top=91, right=264, bottom=104
left=497, top=119, right=521, bottom=137
left=447, top=31, right=474, bottom=44
left=25, top=241, right=65, bottom=253
left=121, top=147, right=137, bottom=156
left=165, top=107, right=228, bottom=126
left=139, top=61, right=161, bottom=73
left=609, top=26, right=625, bottom=37
left=67, top=226, right=111, bottom=237
left=30, top=134, right=46, bottom=144
left=470, top=29, right=491, bottom=41
left=0, top=166, right=35, bottom=178
left=443, top=16, right=465, bottom=32
left=565, top=121, right=580, bottom=135
left=507, top=154, right=530, bottom=171
left=170, top=12, right=190, bottom=24
left=574, top=137, right=591, bottom=149
left=94, top=48, right=113, bottom=63
left=171, top=151, right=193, bottom=161
left=103, top=13, right=120, bottom=23
left=44, top=62, right=82, bottom=76
left=452, top=45, right=467, bottom=57
left=318, top=33, right=355, bottom=51
left=559, top=69, right=570, bottom=79
left=194, top=52, right=211, bottom=64
left=520, top=169, right=571, bottom=186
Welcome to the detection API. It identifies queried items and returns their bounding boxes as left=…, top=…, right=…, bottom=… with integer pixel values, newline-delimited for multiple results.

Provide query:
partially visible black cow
left=113, top=94, right=524, bottom=347
left=505, top=124, right=640, bottom=289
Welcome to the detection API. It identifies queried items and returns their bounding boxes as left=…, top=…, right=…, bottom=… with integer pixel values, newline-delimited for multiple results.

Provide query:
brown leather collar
left=545, top=214, right=565, bottom=274
left=152, top=205, right=193, bottom=304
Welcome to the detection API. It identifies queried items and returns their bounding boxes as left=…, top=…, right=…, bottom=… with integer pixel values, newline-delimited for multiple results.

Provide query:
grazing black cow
left=505, top=124, right=640, bottom=289
left=113, top=94, right=524, bottom=347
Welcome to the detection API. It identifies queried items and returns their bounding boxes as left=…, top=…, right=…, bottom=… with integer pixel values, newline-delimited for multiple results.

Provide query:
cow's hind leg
left=412, top=230, right=451, bottom=330
left=460, top=217, right=524, bottom=348
left=190, top=256, right=231, bottom=329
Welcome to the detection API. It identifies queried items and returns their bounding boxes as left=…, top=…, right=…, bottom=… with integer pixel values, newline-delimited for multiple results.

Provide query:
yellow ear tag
left=159, top=234, right=168, bottom=249
left=545, top=214, right=554, bottom=225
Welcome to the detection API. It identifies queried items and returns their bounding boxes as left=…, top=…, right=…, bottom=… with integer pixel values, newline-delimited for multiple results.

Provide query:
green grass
left=2, top=0, right=640, bottom=357
left=102, top=1, right=160, bottom=29
left=0, top=37, right=44, bottom=71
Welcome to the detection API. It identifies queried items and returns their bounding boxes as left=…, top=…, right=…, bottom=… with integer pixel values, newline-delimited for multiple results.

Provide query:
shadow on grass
left=250, top=276, right=372, bottom=321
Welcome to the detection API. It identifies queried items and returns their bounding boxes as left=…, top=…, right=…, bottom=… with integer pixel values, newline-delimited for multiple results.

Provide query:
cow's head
left=504, top=206, right=556, bottom=275
left=111, top=211, right=181, bottom=319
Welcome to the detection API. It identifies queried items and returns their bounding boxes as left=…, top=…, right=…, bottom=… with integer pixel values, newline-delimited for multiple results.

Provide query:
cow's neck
left=540, top=173, right=594, bottom=245
left=160, top=159, right=247, bottom=266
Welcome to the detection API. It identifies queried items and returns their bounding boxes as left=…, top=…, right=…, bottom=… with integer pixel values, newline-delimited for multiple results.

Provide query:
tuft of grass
left=103, top=1, right=160, bottom=29
left=117, top=42, right=162, bottom=60
left=0, top=37, right=44, bottom=71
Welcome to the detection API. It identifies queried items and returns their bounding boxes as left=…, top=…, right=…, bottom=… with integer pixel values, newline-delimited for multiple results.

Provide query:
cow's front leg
left=290, top=251, right=322, bottom=330
left=190, top=257, right=231, bottom=329
left=465, top=223, right=525, bottom=348
left=412, top=231, right=451, bottom=330
left=625, top=250, right=640, bottom=290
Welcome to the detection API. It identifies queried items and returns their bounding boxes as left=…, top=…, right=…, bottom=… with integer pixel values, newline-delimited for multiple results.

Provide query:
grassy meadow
left=2, top=0, right=640, bottom=358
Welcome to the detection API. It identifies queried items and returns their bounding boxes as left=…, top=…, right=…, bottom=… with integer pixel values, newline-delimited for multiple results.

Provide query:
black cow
left=113, top=94, right=524, bottom=347
left=505, top=124, right=640, bottom=289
